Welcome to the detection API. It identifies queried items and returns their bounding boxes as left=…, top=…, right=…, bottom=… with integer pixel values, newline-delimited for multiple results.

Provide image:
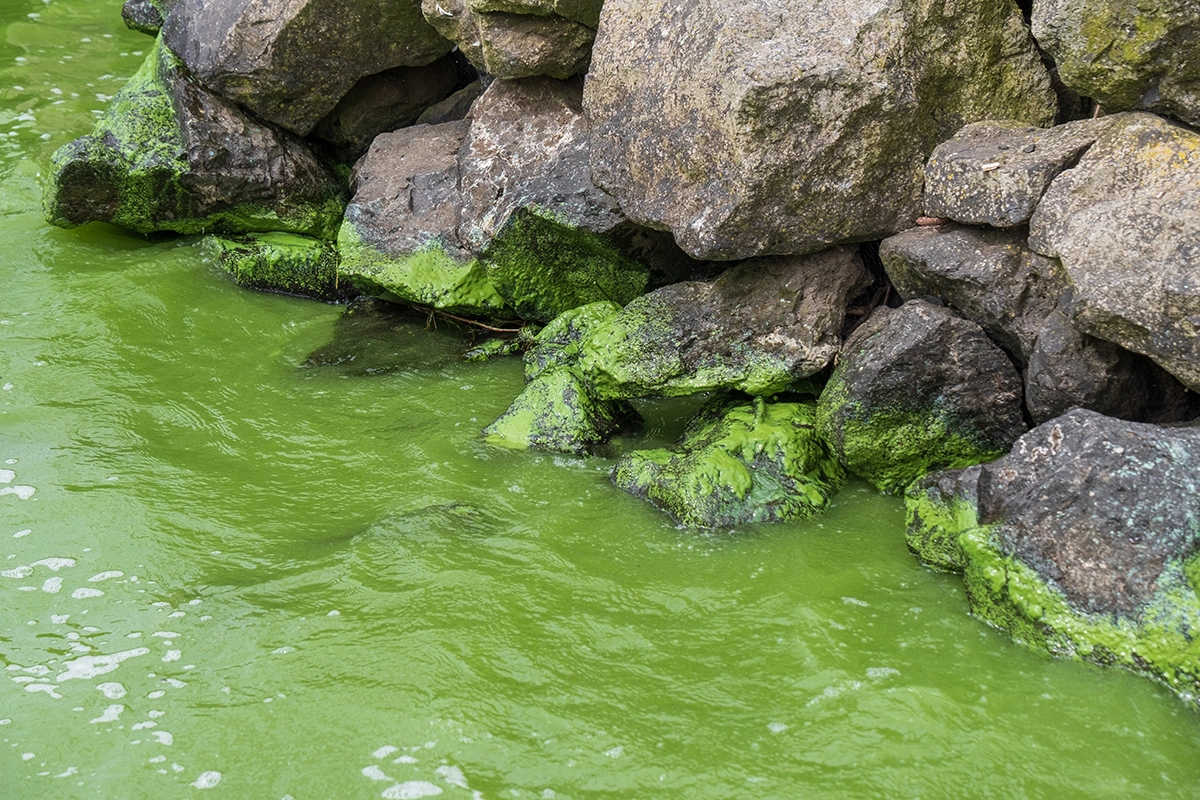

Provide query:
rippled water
left=3, top=2, right=1200, bottom=797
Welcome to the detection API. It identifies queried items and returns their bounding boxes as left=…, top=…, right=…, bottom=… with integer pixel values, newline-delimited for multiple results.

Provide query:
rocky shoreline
left=47, top=0, right=1200, bottom=708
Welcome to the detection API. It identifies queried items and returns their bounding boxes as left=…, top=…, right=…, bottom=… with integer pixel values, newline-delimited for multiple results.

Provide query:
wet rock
left=302, top=299, right=471, bottom=374
left=203, top=232, right=350, bottom=300
left=43, top=42, right=346, bottom=238
left=904, top=465, right=981, bottom=572
left=905, top=409, right=1200, bottom=705
left=816, top=300, right=1026, bottom=494
left=579, top=248, right=871, bottom=399
left=583, top=0, right=1056, bottom=260
left=162, top=0, right=453, bottom=136
left=415, top=80, right=485, bottom=125
left=923, top=118, right=1117, bottom=228
left=312, top=57, right=459, bottom=156
left=524, top=301, right=621, bottom=382
left=122, top=0, right=173, bottom=34
left=1029, top=113, right=1200, bottom=393
left=482, top=367, right=640, bottom=455
left=1033, top=0, right=1200, bottom=126
left=422, top=0, right=600, bottom=79
left=612, top=397, right=845, bottom=528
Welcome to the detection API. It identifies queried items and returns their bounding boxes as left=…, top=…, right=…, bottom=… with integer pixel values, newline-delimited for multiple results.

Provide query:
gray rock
left=122, top=0, right=173, bottom=34
left=162, top=0, right=453, bottom=136
left=583, top=0, right=1057, bottom=260
left=415, top=80, right=485, bottom=125
left=579, top=248, right=871, bottom=399
left=422, top=0, right=600, bottom=79
left=1033, top=0, right=1200, bottom=126
left=1029, top=113, right=1200, bottom=393
left=816, top=299, right=1027, bottom=494
left=523, top=301, right=621, bottom=382
left=923, top=118, right=1118, bottom=227
left=313, top=57, right=459, bottom=156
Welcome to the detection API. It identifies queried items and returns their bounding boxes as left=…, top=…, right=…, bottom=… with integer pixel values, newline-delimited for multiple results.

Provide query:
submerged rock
left=122, top=0, right=173, bottom=34
left=906, top=409, right=1200, bottom=704
left=302, top=298, right=472, bottom=374
left=203, top=232, right=348, bottom=300
left=44, top=42, right=346, bottom=238
left=584, top=0, right=1056, bottom=260
left=612, top=397, right=845, bottom=528
left=162, top=0, right=453, bottom=135
left=579, top=248, right=870, bottom=399
left=816, top=300, right=1026, bottom=494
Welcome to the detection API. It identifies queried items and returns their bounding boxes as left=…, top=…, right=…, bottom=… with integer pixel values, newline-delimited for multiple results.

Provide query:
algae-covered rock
left=162, top=0, right=453, bottom=135
left=302, top=298, right=472, bottom=375
left=579, top=248, right=870, bottom=399
left=612, top=397, right=845, bottom=528
left=905, top=409, right=1200, bottom=705
left=524, top=301, right=621, bottom=381
left=122, top=0, right=174, bottom=34
left=816, top=300, right=1026, bottom=494
left=204, top=232, right=348, bottom=300
left=482, top=367, right=640, bottom=455
left=1033, top=0, right=1200, bottom=126
left=584, top=0, right=1057, bottom=260
left=904, top=465, right=981, bottom=572
left=1029, top=113, right=1200, bottom=393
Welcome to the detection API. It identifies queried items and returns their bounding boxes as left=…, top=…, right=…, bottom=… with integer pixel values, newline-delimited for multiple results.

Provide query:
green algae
left=903, top=478, right=976, bottom=572
left=204, top=232, right=347, bottom=300
left=612, top=397, right=845, bottom=528
left=524, top=301, right=621, bottom=382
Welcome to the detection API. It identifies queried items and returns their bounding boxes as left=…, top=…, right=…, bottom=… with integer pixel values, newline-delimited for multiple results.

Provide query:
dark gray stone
left=122, top=0, right=173, bottom=34
left=415, top=80, right=485, bottom=125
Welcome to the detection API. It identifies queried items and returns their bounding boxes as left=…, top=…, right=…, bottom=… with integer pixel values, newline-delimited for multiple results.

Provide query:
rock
left=904, top=465, right=981, bottom=572
left=302, top=298, right=471, bottom=374
left=203, top=232, right=350, bottom=300
left=1033, top=0, right=1200, bottom=126
left=905, top=409, right=1200, bottom=705
left=523, top=301, right=621, bottom=382
left=482, top=367, right=641, bottom=454
left=923, top=118, right=1117, bottom=228
left=422, top=0, right=600, bottom=79
left=43, top=42, right=346, bottom=238
left=816, top=299, right=1027, bottom=494
left=583, top=0, right=1057, bottom=260
left=312, top=57, right=459, bottom=156
left=612, top=397, right=845, bottom=528
left=579, top=247, right=871, bottom=399
left=162, top=0, right=453, bottom=136
left=415, top=80, right=485, bottom=125
left=122, top=0, right=173, bottom=34
left=1029, top=113, right=1200, bottom=393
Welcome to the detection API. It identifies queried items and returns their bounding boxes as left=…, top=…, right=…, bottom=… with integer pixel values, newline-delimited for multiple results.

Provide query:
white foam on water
left=0, top=469, right=14, bottom=483
left=57, top=647, right=150, bottom=681
left=152, top=731, right=173, bottom=745
left=272, top=646, right=295, bottom=655
left=42, top=577, right=62, bottom=593
left=867, top=667, right=900, bottom=680
left=71, top=588, right=104, bottom=599
left=149, top=756, right=166, bottom=764
left=363, top=766, right=392, bottom=782
left=25, top=683, right=62, bottom=699
left=151, top=631, right=179, bottom=638
left=372, top=746, right=399, bottom=759
left=13, top=529, right=31, bottom=538
left=0, top=486, right=37, bottom=499
left=147, top=691, right=165, bottom=699
left=0, top=719, right=11, bottom=725
left=768, top=722, right=788, bottom=734
left=148, top=710, right=165, bottom=718
left=842, top=596, right=869, bottom=607
left=1, top=565, right=32, bottom=578
left=50, top=614, right=69, bottom=624
left=132, top=721, right=156, bottom=730
left=191, top=771, right=222, bottom=789
left=22, top=753, right=34, bottom=761
left=97, top=682, right=126, bottom=699
left=162, top=650, right=181, bottom=663
left=164, top=678, right=187, bottom=688
left=90, top=705, right=124, bottom=724
left=393, top=755, right=418, bottom=765
left=604, top=746, right=624, bottom=758
left=88, top=571, right=123, bottom=582
left=435, top=766, right=469, bottom=789
left=54, top=766, right=77, bottom=778
left=382, top=782, right=443, bottom=799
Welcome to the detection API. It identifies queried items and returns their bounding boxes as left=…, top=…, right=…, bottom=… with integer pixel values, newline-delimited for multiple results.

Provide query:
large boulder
left=612, top=397, right=845, bottom=528
left=816, top=300, right=1027, bottom=494
left=421, top=0, right=601, bottom=79
left=579, top=247, right=871, bottom=399
left=906, top=409, right=1200, bottom=705
left=583, top=0, right=1057, bottom=260
left=1029, top=113, right=1200, bottom=394
left=162, top=0, right=453, bottom=135
left=1033, top=0, right=1200, bottom=126
left=43, top=42, right=346, bottom=238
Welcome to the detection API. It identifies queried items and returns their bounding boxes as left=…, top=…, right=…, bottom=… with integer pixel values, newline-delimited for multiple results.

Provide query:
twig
left=410, top=304, right=525, bottom=334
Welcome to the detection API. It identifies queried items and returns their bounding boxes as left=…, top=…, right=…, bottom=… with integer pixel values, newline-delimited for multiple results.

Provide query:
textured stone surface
left=523, top=301, right=621, bottom=382
left=122, top=0, right=173, bottom=34
left=923, top=118, right=1117, bottom=228
left=203, top=232, right=349, bottom=300
left=612, top=397, right=845, bottom=528
left=163, top=0, right=452, bottom=135
left=1033, top=0, right=1200, bottom=126
left=422, top=0, right=600, bottom=79
left=579, top=248, right=870, bottom=399
left=583, top=0, right=1056, bottom=260
left=905, top=409, right=1200, bottom=705
left=1029, top=113, right=1200, bottom=393
left=415, top=80, right=485, bottom=125
left=44, top=42, right=346, bottom=238
left=816, top=300, right=1027, bottom=494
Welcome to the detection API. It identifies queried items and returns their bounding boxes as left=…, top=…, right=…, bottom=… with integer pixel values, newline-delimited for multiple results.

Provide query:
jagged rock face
left=1029, top=113, right=1200, bottom=394
left=422, top=0, right=600, bottom=79
left=122, top=0, right=173, bottom=34
left=1033, top=0, right=1200, bottom=126
left=583, top=0, right=1057, bottom=260
left=162, top=0, right=453, bottom=136
left=579, top=247, right=871, bottom=399
left=43, top=42, right=346, bottom=238
left=816, top=300, right=1027, bottom=494
left=612, top=398, right=846, bottom=528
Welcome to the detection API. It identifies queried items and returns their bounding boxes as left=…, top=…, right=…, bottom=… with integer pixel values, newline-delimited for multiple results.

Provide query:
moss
left=1071, top=7, right=1173, bottom=109
left=482, top=208, right=650, bottom=324
left=612, top=397, right=845, bottom=528
left=524, top=301, right=622, bottom=382
left=904, top=479, right=976, bottom=572
left=204, top=232, right=349, bottom=300
left=337, top=222, right=508, bottom=317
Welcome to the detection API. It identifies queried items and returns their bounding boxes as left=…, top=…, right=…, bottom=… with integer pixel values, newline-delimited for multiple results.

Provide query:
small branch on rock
left=409, top=304, right=525, bottom=334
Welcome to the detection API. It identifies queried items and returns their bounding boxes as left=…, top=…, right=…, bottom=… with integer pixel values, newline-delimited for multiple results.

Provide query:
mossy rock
left=612, top=397, right=845, bottom=528
left=205, top=232, right=351, bottom=301
left=524, top=301, right=622, bottom=381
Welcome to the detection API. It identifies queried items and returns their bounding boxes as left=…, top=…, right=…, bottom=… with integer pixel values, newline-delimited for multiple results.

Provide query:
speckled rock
left=203, top=232, right=350, bottom=300
left=162, top=0, right=453, bottom=135
left=43, top=42, right=346, bottom=238
left=816, top=300, right=1027, bottom=494
left=122, top=0, right=174, bottom=34
left=1033, top=0, right=1200, bottom=126
left=1029, top=113, right=1200, bottom=393
left=583, top=0, right=1057, bottom=260
left=905, top=409, right=1200, bottom=706
left=415, top=80, right=485, bottom=125
left=579, top=247, right=871, bottom=399
left=923, top=118, right=1118, bottom=227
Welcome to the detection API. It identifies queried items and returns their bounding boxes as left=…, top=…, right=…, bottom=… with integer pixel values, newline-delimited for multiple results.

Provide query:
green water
left=2, top=2, right=1200, bottom=797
